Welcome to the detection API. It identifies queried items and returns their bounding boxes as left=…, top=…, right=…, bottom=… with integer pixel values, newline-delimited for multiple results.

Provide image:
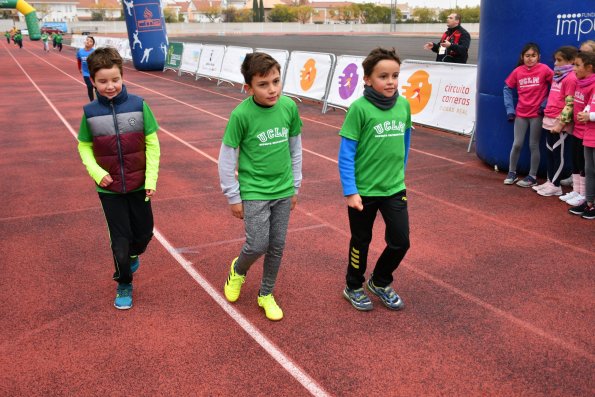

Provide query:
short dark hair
left=86, top=36, right=95, bottom=46
left=87, top=47, right=123, bottom=80
left=452, top=13, right=461, bottom=23
left=241, top=52, right=281, bottom=86
left=577, top=51, right=595, bottom=69
left=362, top=47, right=401, bottom=77
left=554, top=46, right=578, bottom=62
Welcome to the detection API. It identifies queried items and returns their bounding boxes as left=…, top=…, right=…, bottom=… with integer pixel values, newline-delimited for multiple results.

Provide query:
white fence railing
left=70, top=35, right=477, bottom=136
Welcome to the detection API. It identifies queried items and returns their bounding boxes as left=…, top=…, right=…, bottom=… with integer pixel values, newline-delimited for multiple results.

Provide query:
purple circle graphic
left=338, top=63, right=359, bottom=100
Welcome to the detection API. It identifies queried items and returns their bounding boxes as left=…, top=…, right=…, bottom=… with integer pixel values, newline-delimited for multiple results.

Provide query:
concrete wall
left=0, top=20, right=479, bottom=36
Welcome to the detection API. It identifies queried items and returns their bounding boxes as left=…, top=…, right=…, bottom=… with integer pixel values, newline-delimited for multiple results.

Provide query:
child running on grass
left=218, top=52, right=303, bottom=321
left=568, top=51, right=595, bottom=219
left=338, top=47, right=411, bottom=311
left=77, top=47, right=161, bottom=310
left=503, top=42, right=553, bottom=187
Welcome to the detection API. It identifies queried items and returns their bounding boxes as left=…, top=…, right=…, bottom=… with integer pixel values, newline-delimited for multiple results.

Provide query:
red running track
left=0, top=41, right=593, bottom=396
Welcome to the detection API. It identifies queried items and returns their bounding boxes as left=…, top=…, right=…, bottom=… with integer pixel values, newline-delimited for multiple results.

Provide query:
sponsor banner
left=283, top=51, right=335, bottom=102
left=399, top=60, right=476, bottom=135
left=219, top=46, right=253, bottom=85
left=196, top=44, right=225, bottom=79
left=71, top=35, right=130, bottom=59
left=255, top=48, right=290, bottom=81
left=179, top=43, right=202, bottom=75
left=71, top=34, right=85, bottom=48
left=325, top=55, right=366, bottom=111
left=124, top=0, right=168, bottom=70
left=164, top=42, right=183, bottom=71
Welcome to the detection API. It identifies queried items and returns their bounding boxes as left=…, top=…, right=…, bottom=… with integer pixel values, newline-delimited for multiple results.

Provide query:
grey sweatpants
left=585, top=147, right=595, bottom=203
left=509, top=116, right=543, bottom=176
left=235, top=198, right=292, bottom=296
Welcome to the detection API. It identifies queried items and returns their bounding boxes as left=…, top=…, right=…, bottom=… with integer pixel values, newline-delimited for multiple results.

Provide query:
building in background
left=76, top=0, right=121, bottom=21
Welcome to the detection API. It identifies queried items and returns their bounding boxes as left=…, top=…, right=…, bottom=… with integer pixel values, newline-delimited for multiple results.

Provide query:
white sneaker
left=559, top=191, right=579, bottom=202
left=566, top=194, right=586, bottom=206
left=532, top=181, right=553, bottom=192
left=560, top=176, right=573, bottom=186
left=537, top=184, right=563, bottom=196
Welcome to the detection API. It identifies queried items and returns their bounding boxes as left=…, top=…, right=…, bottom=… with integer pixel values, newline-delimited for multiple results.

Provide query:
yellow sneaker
left=257, top=294, right=283, bottom=321
left=224, top=258, right=245, bottom=302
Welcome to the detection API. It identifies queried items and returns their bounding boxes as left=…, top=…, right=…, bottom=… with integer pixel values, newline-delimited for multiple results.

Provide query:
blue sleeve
left=338, top=137, right=358, bottom=196
left=503, top=86, right=516, bottom=115
left=404, top=127, right=411, bottom=171
left=540, top=96, right=548, bottom=112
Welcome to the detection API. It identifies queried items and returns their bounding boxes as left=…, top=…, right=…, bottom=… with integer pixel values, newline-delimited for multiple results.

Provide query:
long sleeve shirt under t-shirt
left=218, top=95, right=303, bottom=205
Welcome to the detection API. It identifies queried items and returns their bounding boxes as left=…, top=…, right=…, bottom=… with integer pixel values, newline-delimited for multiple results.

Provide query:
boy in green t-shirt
left=41, top=32, right=49, bottom=52
left=218, top=52, right=303, bottom=321
left=77, top=47, right=161, bottom=310
left=338, top=47, right=411, bottom=312
left=54, top=33, right=63, bottom=52
left=13, top=31, right=22, bottom=49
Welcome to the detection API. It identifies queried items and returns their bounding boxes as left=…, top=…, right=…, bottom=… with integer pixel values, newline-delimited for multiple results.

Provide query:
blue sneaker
left=114, top=283, right=133, bottom=310
left=516, top=175, right=537, bottom=188
left=343, top=286, right=373, bottom=311
left=130, top=256, right=140, bottom=274
left=503, top=172, right=518, bottom=185
left=366, top=279, right=404, bottom=310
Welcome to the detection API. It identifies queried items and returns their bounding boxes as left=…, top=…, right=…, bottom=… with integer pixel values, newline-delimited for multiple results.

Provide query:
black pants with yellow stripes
left=98, top=189, right=154, bottom=285
left=346, top=190, right=410, bottom=290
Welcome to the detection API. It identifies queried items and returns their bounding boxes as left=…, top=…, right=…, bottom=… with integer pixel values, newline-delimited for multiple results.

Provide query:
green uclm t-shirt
left=339, top=95, right=411, bottom=197
left=222, top=95, right=302, bottom=200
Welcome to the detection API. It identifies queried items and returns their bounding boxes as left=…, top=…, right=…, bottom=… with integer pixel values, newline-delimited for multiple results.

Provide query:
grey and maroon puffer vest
left=84, top=86, right=146, bottom=193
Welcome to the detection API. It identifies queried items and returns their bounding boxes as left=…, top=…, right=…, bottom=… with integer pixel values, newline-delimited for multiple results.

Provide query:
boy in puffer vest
left=77, top=47, right=161, bottom=310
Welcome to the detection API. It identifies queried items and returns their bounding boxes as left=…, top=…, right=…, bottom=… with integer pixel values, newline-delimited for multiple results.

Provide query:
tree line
left=16, top=2, right=479, bottom=24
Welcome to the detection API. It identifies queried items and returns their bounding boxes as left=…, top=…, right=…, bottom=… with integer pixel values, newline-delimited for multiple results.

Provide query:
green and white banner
left=164, top=42, right=183, bottom=71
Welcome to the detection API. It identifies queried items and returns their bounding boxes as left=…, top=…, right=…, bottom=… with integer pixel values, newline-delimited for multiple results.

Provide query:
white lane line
left=153, top=230, right=330, bottom=397
left=9, top=47, right=331, bottom=397
left=24, top=48, right=595, bottom=362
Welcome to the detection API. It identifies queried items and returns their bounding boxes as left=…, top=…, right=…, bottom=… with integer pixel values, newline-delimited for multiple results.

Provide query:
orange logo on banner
left=300, top=59, right=317, bottom=91
left=401, top=70, right=432, bottom=115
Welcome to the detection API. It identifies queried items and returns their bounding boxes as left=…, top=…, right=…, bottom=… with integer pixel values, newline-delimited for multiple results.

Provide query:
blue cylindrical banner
left=476, top=1, right=594, bottom=174
left=122, top=0, right=168, bottom=71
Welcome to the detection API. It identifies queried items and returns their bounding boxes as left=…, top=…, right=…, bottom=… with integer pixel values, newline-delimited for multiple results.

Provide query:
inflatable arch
left=122, top=0, right=168, bottom=71
left=0, top=0, right=40, bottom=40
left=477, top=0, right=594, bottom=175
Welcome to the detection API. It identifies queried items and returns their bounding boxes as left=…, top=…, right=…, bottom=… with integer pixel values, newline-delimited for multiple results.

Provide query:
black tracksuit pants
left=346, top=190, right=410, bottom=290
left=98, top=189, right=154, bottom=285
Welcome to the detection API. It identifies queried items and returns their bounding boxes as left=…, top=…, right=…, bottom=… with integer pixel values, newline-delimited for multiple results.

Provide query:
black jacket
left=431, top=25, right=471, bottom=64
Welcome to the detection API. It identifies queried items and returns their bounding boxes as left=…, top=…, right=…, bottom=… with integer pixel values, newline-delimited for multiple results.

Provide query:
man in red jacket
left=423, top=13, right=471, bottom=64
